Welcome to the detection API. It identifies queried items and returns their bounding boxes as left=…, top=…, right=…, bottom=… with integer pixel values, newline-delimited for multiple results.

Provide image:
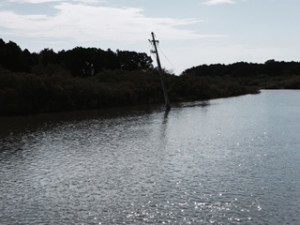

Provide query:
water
left=0, top=90, right=300, bottom=225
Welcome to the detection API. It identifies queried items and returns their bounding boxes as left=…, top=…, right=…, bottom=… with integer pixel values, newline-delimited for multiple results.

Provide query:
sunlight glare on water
left=0, top=90, right=300, bottom=224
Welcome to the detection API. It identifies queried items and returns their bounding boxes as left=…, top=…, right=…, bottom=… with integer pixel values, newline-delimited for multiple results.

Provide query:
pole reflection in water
left=0, top=91, right=300, bottom=224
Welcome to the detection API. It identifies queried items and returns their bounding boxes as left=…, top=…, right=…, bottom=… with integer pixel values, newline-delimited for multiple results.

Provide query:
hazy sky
left=1, top=0, right=300, bottom=74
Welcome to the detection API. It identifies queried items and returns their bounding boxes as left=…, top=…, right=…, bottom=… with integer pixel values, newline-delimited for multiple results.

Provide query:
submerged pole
left=150, top=32, right=170, bottom=109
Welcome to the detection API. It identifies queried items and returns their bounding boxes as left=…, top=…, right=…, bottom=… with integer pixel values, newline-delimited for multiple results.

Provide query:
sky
left=1, top=0, right=300, bottom=74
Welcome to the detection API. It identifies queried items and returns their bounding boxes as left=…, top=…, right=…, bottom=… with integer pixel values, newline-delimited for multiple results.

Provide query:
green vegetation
left=1, top=38, right=299, bottom=116
left=0, top=66, right=257, bottom=116
left=182, top=60, right=300, bottom=89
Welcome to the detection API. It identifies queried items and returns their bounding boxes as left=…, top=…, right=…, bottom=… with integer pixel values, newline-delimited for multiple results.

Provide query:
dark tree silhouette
left=1, top=38, right=300, bottom=116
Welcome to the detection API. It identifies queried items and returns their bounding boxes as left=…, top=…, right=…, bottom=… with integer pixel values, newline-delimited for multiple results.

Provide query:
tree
left=117, top=50, right=153, bottom=71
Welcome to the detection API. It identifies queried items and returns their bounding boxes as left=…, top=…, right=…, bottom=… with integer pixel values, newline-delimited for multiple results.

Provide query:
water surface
left=0, top=90, right=300, bottom=224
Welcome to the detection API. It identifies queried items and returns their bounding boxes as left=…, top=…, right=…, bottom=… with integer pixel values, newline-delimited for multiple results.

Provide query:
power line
left=157, top=44, right=177, bottom=74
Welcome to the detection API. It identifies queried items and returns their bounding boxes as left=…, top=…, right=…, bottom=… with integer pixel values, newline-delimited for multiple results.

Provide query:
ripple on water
left=0, top=90, right=300, bottom=224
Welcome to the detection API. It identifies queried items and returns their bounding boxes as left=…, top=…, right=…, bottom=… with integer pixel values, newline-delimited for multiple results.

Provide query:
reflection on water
left=0, top=90, right=300, bottom=225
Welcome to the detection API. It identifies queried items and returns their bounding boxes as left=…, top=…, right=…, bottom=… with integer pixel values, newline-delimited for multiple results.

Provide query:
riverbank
left=0, top=67, right=258, bottom=116
left=1, top=39, right=299, bottom=116
left=2, top=65, right=300, bottom=117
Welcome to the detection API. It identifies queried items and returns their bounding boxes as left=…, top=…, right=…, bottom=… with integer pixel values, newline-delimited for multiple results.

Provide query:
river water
left=0, top=90, right=300, bottom=225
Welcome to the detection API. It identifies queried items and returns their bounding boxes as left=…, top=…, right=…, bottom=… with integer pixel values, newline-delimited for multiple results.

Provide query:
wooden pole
left=150, top=32, right=170, bottom=109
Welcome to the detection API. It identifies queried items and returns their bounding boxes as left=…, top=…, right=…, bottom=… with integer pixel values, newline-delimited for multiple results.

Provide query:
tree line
left=2, top=38, right=299, bottom=116
left=0, top=38, right=153, bottom=76
left=182, top=60, right=300, bottom=89
left=182, top=60, right=300, bottom=78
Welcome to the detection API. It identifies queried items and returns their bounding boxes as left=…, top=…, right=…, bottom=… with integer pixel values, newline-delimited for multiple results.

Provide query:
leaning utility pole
left=149, top=32, right=170, bottom=109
